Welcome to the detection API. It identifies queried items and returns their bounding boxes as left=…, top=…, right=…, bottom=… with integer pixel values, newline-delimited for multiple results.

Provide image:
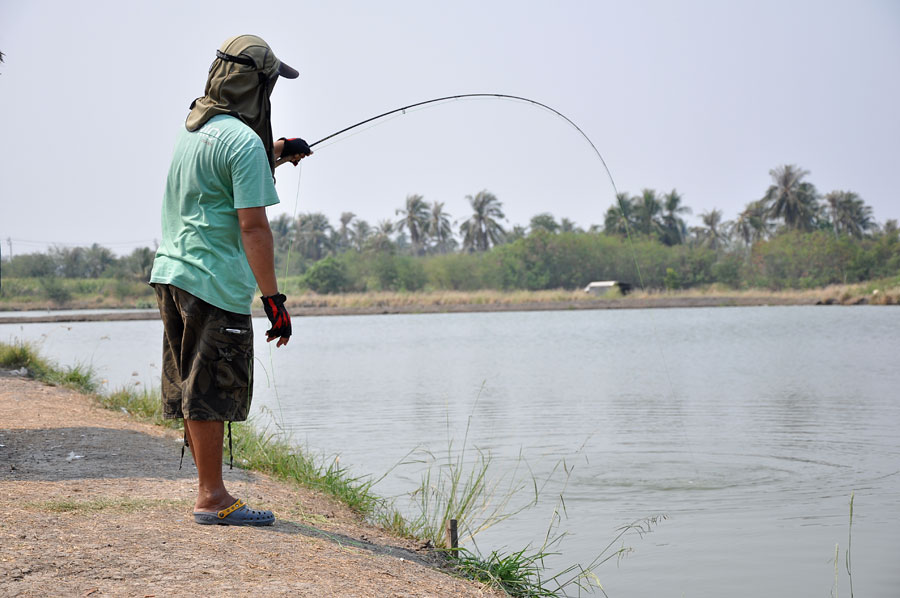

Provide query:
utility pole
left=6, top=237, right=10, bottom=260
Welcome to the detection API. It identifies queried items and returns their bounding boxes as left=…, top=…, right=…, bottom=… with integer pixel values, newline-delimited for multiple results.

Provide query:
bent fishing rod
left=294, top=92, right=646, bottom=289
left=307, top=93, right=619, bottom=196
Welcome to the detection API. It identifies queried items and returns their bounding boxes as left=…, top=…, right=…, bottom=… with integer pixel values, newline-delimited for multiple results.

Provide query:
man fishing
left=150, top=34, right=310, bottom=526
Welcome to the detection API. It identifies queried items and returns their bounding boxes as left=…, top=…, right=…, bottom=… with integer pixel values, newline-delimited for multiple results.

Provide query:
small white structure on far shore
left=583, top=281, right=632, bottom=296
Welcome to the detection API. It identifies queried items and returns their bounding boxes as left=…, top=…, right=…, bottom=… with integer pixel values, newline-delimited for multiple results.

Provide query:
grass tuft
left=453, top=547, right=558, bottom=598
left=95, top=385, right=181, bottom=429
left=229, top=422, right=380, bottom=514
left=0, top=340, right=98, bottom=394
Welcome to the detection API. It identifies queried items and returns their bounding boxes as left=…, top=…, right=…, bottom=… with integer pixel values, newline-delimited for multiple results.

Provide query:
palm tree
left=459, top=190, right=506, bottom=252
left=763, top=164, right=819, bottom=231
left=428, top=201, right=454, bottom=253
left=295, top=212, right=333, bottom=261
left=336, top=211, right=356, bottom=252
left=825, top=191, right=873, bottom=239
left=635, top=189, right=665, bottom=239
left=661, top=189, right=691, bottom=246
left=395, top=194, right=430, bottom=255
left=692, top=209, right=729, bottom=252
left=351, top=219, right=372, bottom=252
left=269, top=213, right=296, bottom=254
left=603, top=192, right=636, bottom=236
left=368, top=219, right=396, bottom=253
left=123, top=247, right=155, bottom=280
left=733, top=199, right=774, bottom=246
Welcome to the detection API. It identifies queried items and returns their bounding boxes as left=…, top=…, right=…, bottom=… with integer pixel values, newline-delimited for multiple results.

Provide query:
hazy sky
left=2, top=0, right=898, bottom=255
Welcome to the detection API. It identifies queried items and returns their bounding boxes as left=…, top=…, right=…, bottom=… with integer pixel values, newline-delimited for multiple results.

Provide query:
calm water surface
left=2, top=306, right=898, bottom=597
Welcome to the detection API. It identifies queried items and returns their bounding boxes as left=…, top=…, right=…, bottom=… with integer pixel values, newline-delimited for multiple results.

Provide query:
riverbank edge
left=0, top=373, right=514, bottom=597
left=0, top=342, right=563, bottom=597
left=0, top=290, right=887, bottom=324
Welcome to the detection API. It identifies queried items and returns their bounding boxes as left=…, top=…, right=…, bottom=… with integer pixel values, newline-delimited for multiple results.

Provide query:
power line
left=1, top=237, right=157, bottom=248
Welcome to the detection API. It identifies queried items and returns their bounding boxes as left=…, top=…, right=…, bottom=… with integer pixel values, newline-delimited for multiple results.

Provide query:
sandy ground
left=0, top=375, right=504, bottom=598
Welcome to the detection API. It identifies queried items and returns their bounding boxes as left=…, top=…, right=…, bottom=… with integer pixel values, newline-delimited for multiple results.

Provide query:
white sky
left=1, top=0, right=898, bottom=255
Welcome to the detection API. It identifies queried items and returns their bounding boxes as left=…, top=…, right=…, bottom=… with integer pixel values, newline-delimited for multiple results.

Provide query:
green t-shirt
left=150, top=114, right=279, bottom=314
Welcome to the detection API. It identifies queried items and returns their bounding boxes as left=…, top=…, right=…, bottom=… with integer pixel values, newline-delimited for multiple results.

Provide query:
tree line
left=3, top=164, right=898, bottom=295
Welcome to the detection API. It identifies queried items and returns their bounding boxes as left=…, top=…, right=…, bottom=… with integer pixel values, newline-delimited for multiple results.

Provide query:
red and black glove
left=278, top=137, right=312, bottom=164
left=261, top=293, right=292, bottom=341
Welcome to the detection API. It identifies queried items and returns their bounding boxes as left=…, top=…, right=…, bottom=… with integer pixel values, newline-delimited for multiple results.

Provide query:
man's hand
left=261, top=293, right=292, bottom=347
left=275, top=137, right=312, bottom=167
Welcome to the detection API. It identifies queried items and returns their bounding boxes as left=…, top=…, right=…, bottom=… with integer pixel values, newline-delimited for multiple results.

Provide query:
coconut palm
left=351, top=219, right=372, bottom=252
left=428, top=201, right=455, bottom=253
left=395, top=194, right=430, bottom=255
left=661, top=189, right=691, bottom=246
left=459, top=190, right=506, bottom=252
left=763, top=164, right=819, bottom=231
left=295, top=212, right=333, bottom=261
left=335, top=211, right=356, bottom=252
left=122, top=247, right=155, bottom=280
left=269, top=213, right=296, bottom=254
left=733, top=200, right=774, bottom=246
left=368, top=219, right=396, bottom=253
left=692, top=209, right=729, bottom=252
left=825, top=191, right=874, bottom=239
left=635, top=189, right=665, bottom=238
left=603, top=192, right=636, bottom=236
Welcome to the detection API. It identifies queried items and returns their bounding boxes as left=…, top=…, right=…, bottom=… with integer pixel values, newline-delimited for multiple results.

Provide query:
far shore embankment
left=1, top=285, right=892, bottom=324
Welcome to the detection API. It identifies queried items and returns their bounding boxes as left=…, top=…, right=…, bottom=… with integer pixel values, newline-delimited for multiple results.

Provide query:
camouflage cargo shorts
left=153, top=283, right=254, bottom=421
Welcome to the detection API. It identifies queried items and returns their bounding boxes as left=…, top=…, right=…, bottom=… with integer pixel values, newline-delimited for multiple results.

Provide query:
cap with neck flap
left=186, top=35, right=298, bottom=173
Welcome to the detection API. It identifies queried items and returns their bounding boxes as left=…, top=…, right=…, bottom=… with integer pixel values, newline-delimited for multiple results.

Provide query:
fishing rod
left=307, top=93, right=619, bottom=196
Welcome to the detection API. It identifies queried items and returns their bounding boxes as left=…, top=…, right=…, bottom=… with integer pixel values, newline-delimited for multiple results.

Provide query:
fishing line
left=258, top=161, right=305, bottom=436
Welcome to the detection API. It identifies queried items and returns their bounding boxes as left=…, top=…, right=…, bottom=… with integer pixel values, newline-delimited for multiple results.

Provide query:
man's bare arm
left=238, top=206, right=279, bottom=298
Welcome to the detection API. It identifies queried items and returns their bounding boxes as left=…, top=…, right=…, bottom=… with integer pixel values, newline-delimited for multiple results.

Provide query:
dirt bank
left=0, top=375, right=503, bottom=598
left=0, top=294, right=833, bottom=325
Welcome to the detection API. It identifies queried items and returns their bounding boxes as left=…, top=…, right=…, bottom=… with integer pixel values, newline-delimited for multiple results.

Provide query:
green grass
left=229, top=421, right=380, bottom=514
left=376, top=388, right=538, bottom=548
left=0, top=276, right=156, bottom=309
left=454, top=547, right=559, bottom=598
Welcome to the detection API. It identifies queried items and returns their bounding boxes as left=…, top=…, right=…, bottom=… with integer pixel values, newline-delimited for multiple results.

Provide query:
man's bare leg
left=184, top=419, right=236, bottom=512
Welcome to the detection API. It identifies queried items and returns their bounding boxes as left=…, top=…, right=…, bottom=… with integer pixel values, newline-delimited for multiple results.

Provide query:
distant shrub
left=39, top=276, right=71, bottom=305
left=304, top=256, right=349, bottom=294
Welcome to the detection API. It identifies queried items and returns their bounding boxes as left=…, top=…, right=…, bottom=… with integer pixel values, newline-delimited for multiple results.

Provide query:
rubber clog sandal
left=193, top=498, right=275, bottom=526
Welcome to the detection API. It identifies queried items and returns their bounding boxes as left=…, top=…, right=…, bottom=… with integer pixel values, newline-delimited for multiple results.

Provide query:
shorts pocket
left=213, top=326, right=253, bottom=390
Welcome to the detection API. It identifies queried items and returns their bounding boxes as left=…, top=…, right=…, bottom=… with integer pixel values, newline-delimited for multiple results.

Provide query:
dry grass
left=626, top=281, right=900, bottom=305
left=3, top=282, right=897, bottom=316
left=286, top=289, right=602, bottom=309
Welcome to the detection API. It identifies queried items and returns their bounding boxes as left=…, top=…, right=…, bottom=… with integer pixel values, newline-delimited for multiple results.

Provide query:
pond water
left=2, top=305, right=898, bottom=597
